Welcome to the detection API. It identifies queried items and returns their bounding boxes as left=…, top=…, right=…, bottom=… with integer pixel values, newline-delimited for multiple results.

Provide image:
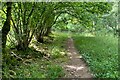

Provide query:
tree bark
left=2, top=2, right=12, bottom=51
left=45, top=27, right=51, bottom=36
left=37, top=36, right=44, bottom=43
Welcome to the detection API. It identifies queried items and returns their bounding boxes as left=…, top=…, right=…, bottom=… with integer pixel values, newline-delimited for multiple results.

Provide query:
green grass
left=73, top=33, right=118, bottom=78
left=3, top=31, right=68, bottom=78
left=46, top=65, right=64, bottom=78
left=47, top=32, right=69, bottom=59
left=12, top=59, right=64, bottom=78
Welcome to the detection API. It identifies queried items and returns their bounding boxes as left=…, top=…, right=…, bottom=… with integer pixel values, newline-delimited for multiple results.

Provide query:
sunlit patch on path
left=65, top=65, right=84, bottom=71
left=63, top=37, right=93, bottom=78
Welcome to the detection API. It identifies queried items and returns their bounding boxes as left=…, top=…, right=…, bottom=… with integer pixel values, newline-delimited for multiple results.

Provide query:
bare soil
left=63, top=37, right=93, bottom=78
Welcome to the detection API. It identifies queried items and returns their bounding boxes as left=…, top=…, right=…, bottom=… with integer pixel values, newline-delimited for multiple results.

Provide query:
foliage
left=2, top=32, right=67, bottom=78
left=46, top=65, right=64, bottom=78
left=0, top=3, right=6, bottom=29
left=73, top=32, right=118, bottom=78
left=2, top=2, right=113, bottom=50
left=1, top=2, right=117, bottom=79
left=10, top=2, right=36, bottom=50
left=53, top=2, right=116, bottom=35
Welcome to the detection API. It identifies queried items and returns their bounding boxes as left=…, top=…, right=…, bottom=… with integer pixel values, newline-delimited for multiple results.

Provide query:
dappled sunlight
left=67, top=52, right=72, bottom=55
left=30, top=43, right=45, bottom=52
left=73, top=52, right=77, bottom=54
left=84, top=33, right=95, bottom=37
left=76, top=56, right=82, bottom=59
left=69, top=55, right=82, bottom=59
left=3, top=1, right=117, bottom=78
left=33, top=45, right=45, bottom=52
left=65, top=65, right=84, bottom=71
left=60, top=51, right=66, bottom=55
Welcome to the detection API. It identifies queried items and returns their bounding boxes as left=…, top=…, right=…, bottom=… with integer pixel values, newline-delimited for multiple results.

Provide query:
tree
left=11, top=2, right=36, bottom=50
left=2, top=2, right=12, bottom=52
left=34, top=2, right=64, bottom=43
left=53, top=2, right=113, bottom=33
left=1, top=2, right=113, bottom=51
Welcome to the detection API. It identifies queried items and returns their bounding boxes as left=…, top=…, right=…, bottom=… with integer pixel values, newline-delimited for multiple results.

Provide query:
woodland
left=0, top=2, right=119, bottom=79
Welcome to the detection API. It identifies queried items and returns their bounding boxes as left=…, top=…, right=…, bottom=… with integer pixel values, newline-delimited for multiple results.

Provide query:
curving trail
left=63, top=37, right=93, bottom=78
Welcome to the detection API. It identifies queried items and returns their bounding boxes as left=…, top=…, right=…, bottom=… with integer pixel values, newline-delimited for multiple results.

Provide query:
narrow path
left=63, top=37, right=93, bottom=78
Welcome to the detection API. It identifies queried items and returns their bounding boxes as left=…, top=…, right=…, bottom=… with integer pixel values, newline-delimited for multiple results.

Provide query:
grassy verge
left=73, top=33, right=118, bottom=78
left=3, top=31, right=68, bottom=78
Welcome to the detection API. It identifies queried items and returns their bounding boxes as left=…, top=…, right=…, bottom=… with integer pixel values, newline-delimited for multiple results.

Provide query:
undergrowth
left=2, top=32, right=68, bottom=78
left=73, top=32, right=118, bottom=78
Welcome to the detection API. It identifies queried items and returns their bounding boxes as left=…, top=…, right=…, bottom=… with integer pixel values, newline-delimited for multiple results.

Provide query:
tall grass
left=73, top=33, right=118, bottom=78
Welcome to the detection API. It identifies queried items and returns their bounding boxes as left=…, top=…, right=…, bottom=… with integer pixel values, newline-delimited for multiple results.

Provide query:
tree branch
left=26, top=3, right=35, bottom=25
left=11, top=18, right=19, bottom=34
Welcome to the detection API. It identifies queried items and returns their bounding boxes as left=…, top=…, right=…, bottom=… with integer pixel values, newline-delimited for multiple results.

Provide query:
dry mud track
left=63, top=37, right=93, bottom=78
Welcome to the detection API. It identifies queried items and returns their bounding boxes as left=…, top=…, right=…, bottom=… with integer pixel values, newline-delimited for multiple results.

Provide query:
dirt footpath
left=63, top=37, right=93, bottom=78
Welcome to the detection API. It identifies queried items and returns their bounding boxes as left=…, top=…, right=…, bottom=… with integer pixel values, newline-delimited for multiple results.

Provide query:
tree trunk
left=16, top=42, right=28, bottom=51
left=2, top=2, right=12, bottom=52
left=36, top=35, right=44, bottom=43
left=45, top=27, right=51, bottom=36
